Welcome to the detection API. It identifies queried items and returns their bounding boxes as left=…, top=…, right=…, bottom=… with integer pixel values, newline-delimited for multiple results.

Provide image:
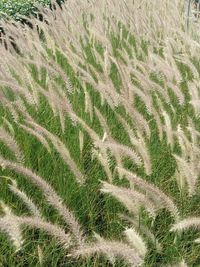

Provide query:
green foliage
left=0, top=0, right=64, bottom=21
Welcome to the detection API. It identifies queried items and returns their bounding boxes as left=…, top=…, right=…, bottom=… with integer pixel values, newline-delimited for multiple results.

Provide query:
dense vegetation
left=0, top=0, right=64, bottom=21
left=0, top=0, right=200, bottom=266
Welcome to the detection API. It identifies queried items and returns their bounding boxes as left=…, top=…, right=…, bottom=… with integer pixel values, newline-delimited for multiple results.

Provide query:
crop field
left=0, top=0, right=200, bottom=266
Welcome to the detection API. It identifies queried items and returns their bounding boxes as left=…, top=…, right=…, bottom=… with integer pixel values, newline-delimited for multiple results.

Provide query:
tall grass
left=0, top=0, right=200, bottom=266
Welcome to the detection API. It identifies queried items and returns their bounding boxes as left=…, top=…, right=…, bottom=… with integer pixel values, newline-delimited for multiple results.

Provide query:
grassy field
left=0, top=0, right=200, bottom=266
